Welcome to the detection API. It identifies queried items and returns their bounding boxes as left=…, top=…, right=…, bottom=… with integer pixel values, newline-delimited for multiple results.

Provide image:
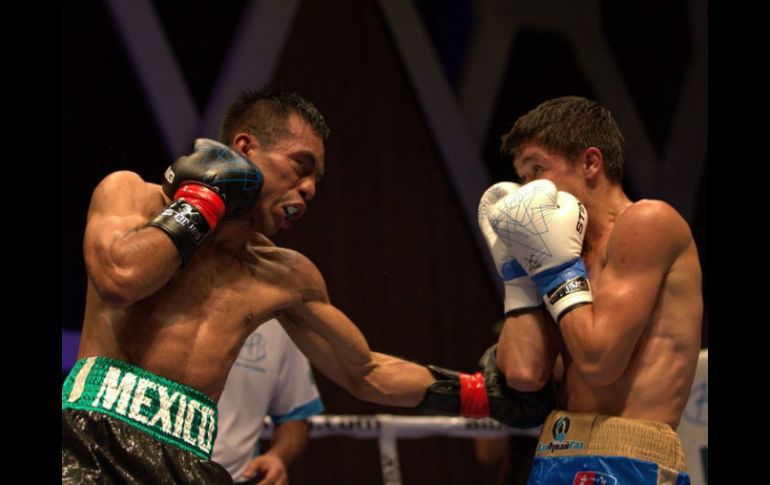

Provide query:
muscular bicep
left=595, top=202, right=691, bottom=340
left=85, top=173, right=148, bottom=254
left=560, top=201, right=691, bottom=385
left=585, top=251, right=666, bottom=363
left=83, top=171, right=179, bottom=305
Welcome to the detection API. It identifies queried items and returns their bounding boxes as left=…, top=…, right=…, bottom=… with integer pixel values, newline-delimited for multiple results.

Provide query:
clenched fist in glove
left=483, top=179, right=592, bottom=322
left=416, top=344, right=555, bottom=428
left=149, top=138, right=264, bottom=264
left=479, top=182, right=542, bottom=315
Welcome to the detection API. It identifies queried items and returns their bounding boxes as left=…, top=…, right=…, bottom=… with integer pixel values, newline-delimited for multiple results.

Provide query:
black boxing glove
left=148, top=138, right=264, bottom=264
left=416, top=344, right=555, bottom=428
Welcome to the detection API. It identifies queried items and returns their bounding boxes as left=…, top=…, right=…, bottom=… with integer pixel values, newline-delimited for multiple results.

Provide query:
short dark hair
left=500, top=96, right=625, bottom=183
left=219, top=88, right=330, bottom=148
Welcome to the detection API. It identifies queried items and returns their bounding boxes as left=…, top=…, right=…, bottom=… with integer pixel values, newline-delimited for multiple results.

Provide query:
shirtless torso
left=77, top=177, right=320, bottom=401
left=562, top=199, right=703, bottom=428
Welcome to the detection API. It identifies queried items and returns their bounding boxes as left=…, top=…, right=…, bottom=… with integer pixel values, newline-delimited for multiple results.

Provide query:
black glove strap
left=416, top=380, right=461, bottom=416
left=480, top=344, right=555, bottom=428
left=148, top=199, right=212, bottom=266
left=416, top=346, right=556, bottom=428
left=416, top=365, right=461, bottom=416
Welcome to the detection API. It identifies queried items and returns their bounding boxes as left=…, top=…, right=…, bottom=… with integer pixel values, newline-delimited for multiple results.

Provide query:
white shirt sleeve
left=212, top=320, right=324, bottom=481
left=268, top=326, right=324, bottom=423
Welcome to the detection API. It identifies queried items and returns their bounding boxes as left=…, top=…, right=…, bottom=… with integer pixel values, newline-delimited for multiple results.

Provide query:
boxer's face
left=512, top=141, right=584, bottom=201
left=240, top=113, right=325, bottom=236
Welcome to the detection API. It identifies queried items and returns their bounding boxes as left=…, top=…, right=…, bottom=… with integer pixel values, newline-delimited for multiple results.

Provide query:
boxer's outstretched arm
left=84, top=171, right=181, bottom=306
left=271, top=245, right=554, bottom=426
left=258, top=246, right=432, bottom=406
left=277, top=301, right=434, bottom=407
left=278, top=302, right=554, bottom=427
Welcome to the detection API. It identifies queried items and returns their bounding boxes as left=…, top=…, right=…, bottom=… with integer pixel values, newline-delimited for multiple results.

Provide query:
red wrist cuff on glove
left=175, top=184, right=226, bottom=232
left=459, top=372, right=490, bottom=419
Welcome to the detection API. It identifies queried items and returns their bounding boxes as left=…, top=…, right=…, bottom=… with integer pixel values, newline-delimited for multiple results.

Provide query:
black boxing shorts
left=62, top=356, right=232, bottom=484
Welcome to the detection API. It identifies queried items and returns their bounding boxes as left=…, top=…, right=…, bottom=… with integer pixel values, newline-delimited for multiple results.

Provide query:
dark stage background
left=63, top=1, right=708, bottom=483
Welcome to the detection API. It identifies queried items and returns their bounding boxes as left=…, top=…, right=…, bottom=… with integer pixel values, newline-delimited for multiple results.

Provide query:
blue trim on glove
left=531, top=258, right=589, bottom=297
left=502, top=259, right=528, bottom=280
left=270, top=398, right=325, bottom=425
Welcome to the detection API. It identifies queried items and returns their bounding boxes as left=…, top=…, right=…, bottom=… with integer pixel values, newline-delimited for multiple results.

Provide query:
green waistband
left=62, top=356, right=218, bottom=460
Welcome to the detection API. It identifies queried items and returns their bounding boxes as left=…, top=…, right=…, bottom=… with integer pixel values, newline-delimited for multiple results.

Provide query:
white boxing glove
left=478, top=182, right=542, bottom=314
left=486, top=179, right=592, bottom=322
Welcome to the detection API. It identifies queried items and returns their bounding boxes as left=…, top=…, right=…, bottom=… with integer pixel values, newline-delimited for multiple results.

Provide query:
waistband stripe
left=535, top=411, right=686, bottom=472
left=62, top=357, right=218, bottom=459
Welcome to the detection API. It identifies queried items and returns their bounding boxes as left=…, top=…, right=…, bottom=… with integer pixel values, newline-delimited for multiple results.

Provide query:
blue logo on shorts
left=537, top=415, right=584, bottom=453
left=553, top=415, right=571, bottom=441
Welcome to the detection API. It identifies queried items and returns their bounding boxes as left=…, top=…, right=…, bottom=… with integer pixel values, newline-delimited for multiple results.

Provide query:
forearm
left=558, top=304, right=630, bottom=386
left=277, top=302, right=372, bottom=379
left=266, top=421, right=310, bottom=466
left=497, top=309, right=558, bottom=391
left=278, top=308, right=434, bottom=407
left=87, top=224, right=181, bottom=306
left=359, top=352, right=435, bottom=407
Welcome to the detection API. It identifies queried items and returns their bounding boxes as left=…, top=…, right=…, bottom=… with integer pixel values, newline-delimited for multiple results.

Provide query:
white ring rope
left=261, top=414, right=541, bottom=485
left=261, top=414, right=541, bottom=440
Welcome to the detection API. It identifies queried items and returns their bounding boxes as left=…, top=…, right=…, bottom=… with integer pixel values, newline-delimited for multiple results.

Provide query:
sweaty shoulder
left=246, top=234, right=330, bottom=304
left=279, top=248, right=330, bottom=303
left=609, top=199, right=693, bottom=269
left=289, top=247, right=326, bottom=287
left=89, top=171, right=163, bottom=217
left=93, top=170, right=147, bottom=194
